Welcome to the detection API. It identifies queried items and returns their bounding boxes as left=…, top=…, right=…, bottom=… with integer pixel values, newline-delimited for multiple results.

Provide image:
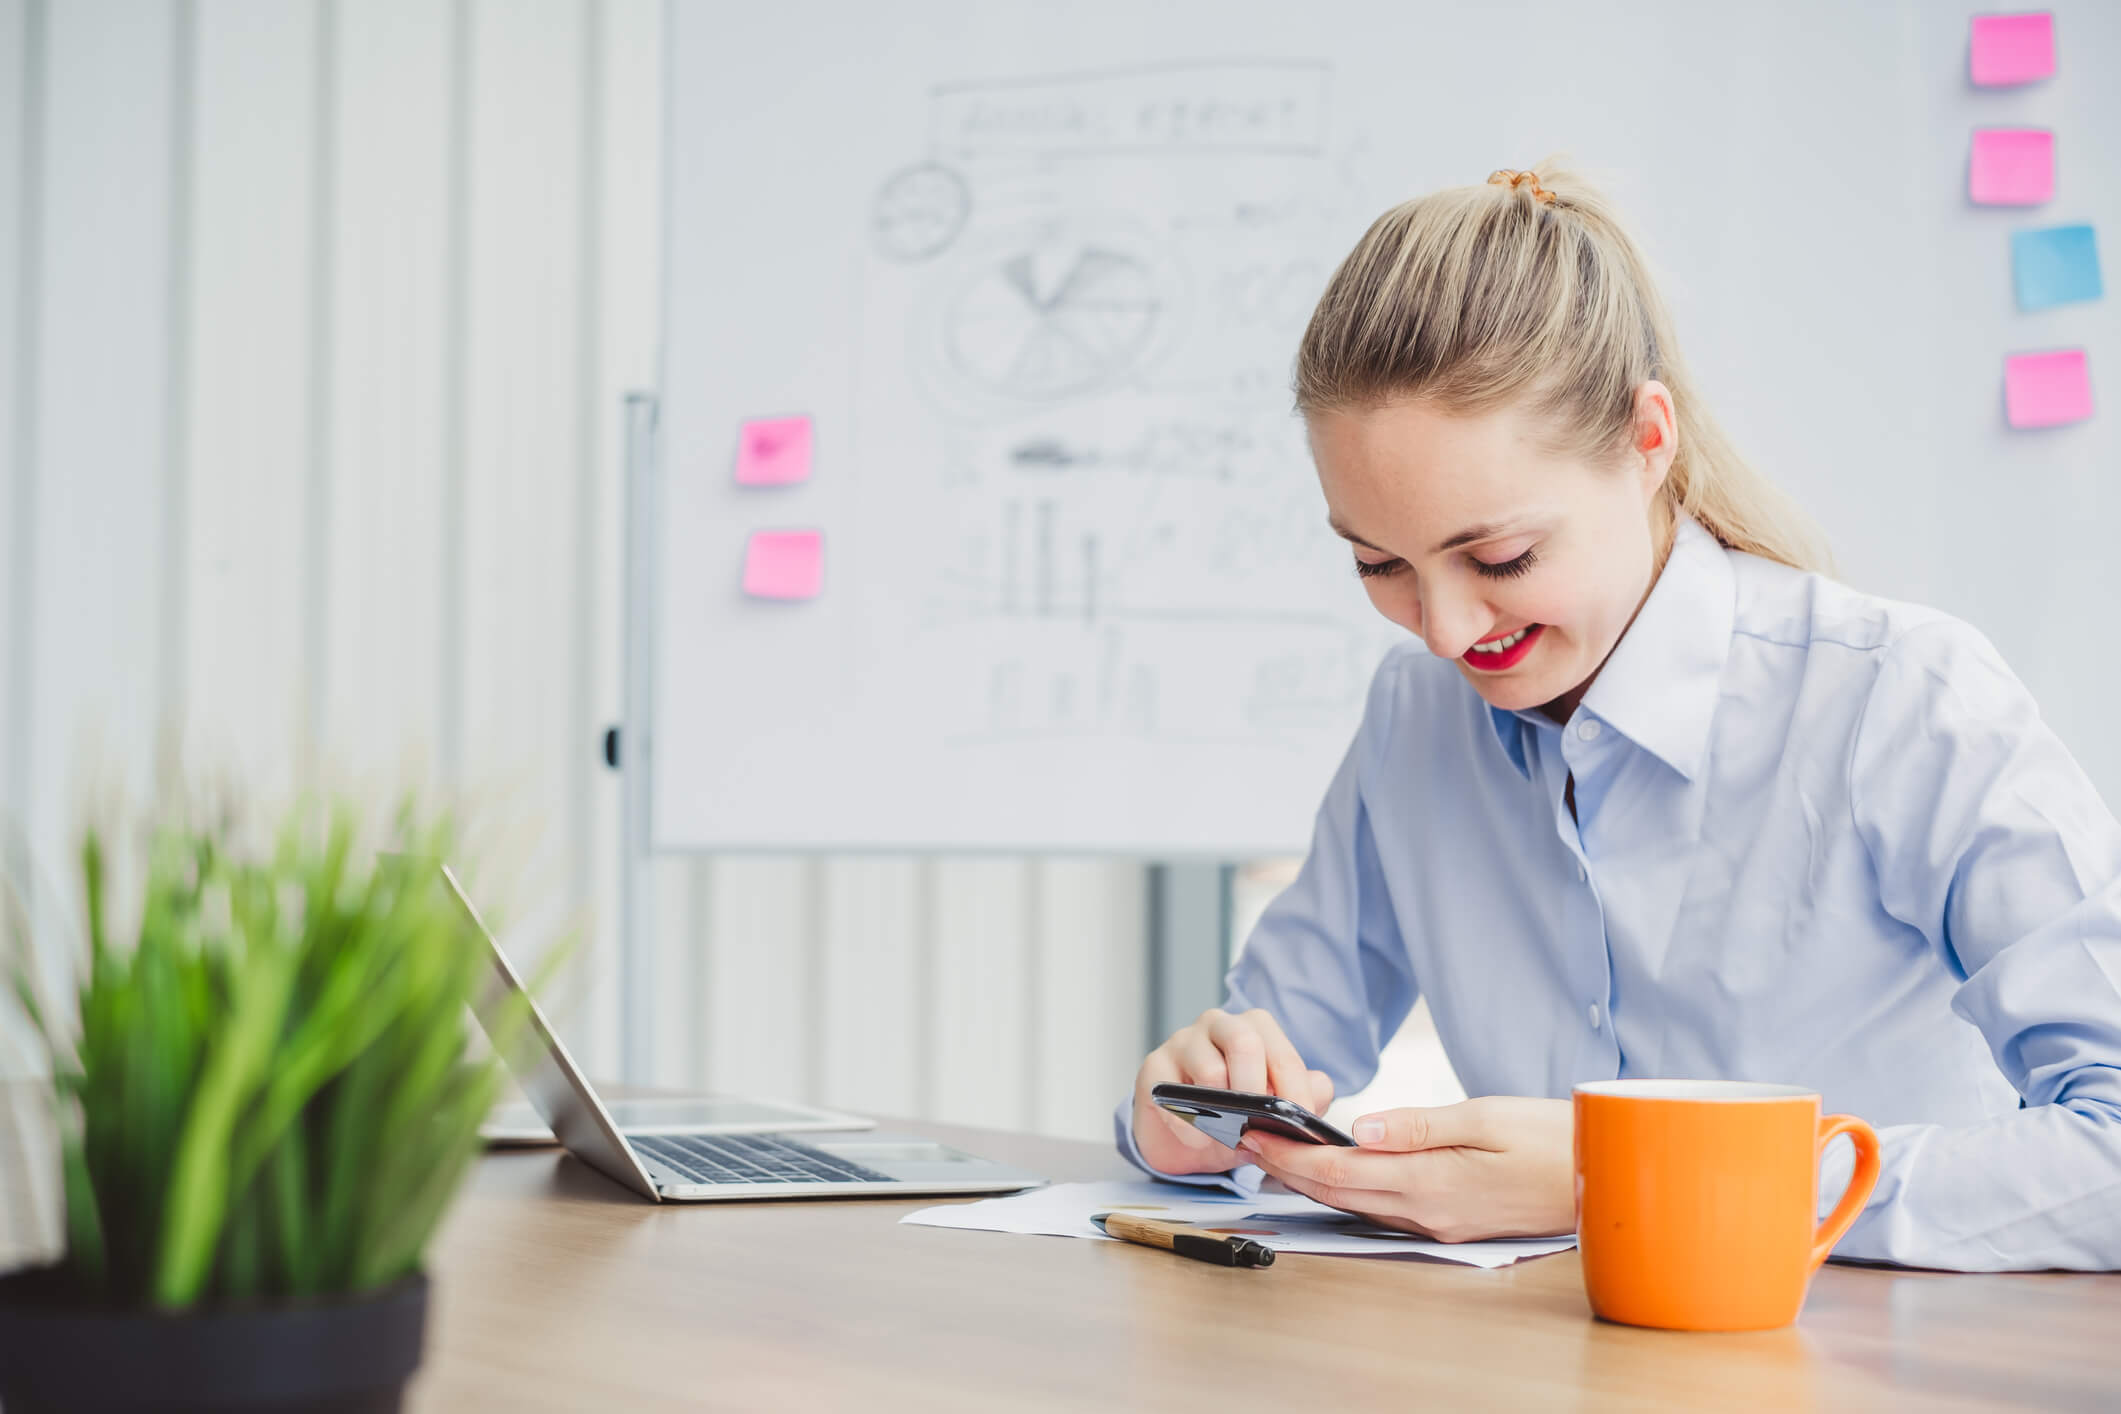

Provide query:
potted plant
left=0, top=803, right=527, bottom=1413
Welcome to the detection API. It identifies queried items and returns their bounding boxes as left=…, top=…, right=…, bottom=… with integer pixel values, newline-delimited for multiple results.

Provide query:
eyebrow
left=1430, top=521, right=1518, bottom=554
left=1327, top=518, right=1388, bottom=553
left=1327, top=517, right=1525, bottom=556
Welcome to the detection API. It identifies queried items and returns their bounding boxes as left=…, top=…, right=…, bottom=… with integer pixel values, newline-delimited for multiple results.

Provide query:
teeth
left=1470, top=626, right=1533, bottom=654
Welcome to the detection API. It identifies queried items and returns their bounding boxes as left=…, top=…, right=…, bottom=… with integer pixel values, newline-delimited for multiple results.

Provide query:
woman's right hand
left=1130, top=1007, right=1334, bottom=1177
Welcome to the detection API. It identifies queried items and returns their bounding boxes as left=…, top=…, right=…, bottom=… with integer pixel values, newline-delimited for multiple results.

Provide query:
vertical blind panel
left=457, top=0, right=587, bottom=962
left=817, top=858, right=926, bottom=1118
left=640, top=856, right=699, bottom=1093
left=1032, top=859, right=1146, bottom=1141
left=698, top=857, right=818, bottom=1104
left=930, top=858, right=1034, bottom=1130
left=322, top=0, right=452, bottom=793
left=25, top=0, right=177, bottom=907
left=637, top=852, right=693, bottom=1084
left=181, top=0, right=317, bottom=814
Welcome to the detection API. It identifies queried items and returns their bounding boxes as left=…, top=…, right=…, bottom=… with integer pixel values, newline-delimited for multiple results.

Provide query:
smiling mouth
left=1461, top=623, right=1544, bottom=671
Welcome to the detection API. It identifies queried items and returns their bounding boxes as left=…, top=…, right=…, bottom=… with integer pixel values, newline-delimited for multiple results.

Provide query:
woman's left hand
left=1236, top=1096, right=1576, bottom=1242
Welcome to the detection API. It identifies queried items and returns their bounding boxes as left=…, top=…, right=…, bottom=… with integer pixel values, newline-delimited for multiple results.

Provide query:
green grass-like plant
left=5, top=802, right=529, bottom=1310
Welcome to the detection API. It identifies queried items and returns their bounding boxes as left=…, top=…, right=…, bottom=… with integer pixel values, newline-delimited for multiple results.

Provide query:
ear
left=1629, top=380, right=1678, bottom=499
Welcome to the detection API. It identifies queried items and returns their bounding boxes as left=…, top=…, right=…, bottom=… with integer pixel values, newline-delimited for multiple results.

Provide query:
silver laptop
left=443, top=864, right=1045, bottom=1202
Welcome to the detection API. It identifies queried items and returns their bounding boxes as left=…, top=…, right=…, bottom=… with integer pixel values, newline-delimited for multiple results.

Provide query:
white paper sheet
left=902, top=1181, right=1577, bottom=1268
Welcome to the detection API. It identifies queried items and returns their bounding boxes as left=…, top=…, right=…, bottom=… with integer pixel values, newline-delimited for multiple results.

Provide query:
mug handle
left=1808, top=1114, right=1881, bottom=1272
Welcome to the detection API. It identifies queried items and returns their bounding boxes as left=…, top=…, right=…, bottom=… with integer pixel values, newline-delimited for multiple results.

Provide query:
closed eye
left=1353, top=557, right=1405, bottom=580
left=1471, top=547, right=1538, bottom=580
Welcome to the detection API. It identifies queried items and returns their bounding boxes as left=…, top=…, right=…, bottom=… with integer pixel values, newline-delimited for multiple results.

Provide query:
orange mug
left=1573, top=1079, right=1880, bottom=1331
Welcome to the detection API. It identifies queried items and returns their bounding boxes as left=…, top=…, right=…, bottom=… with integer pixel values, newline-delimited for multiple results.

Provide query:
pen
left=1092, top=1212, right=1276, bottom=1268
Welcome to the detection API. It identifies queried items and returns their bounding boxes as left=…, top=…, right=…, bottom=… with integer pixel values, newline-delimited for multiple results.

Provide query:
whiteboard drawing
left=947, top=243, right=1162, bottom=401
left=871, top=161, right=972, bottom=262
left=909, top=219, right=1184, bottom=421
left=854, top=57, right=1398, bottom=763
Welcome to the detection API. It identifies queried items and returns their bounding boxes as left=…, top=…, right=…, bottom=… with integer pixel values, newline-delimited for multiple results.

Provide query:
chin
left=1457, top=665, right=1563, bottom=714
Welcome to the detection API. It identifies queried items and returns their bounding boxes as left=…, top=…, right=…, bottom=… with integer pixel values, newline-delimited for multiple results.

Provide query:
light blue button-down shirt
left=1117, top=515, right=2121, bottom=1270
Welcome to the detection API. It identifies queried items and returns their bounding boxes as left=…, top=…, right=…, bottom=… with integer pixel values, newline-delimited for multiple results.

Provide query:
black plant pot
left=0, top=1267, right=427, bottom=1414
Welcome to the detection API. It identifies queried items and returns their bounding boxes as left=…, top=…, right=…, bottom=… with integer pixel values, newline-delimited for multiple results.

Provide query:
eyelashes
left=1471, top=547, right=1539, bottom=580
left=1352, top=547, right=1541, bottom=581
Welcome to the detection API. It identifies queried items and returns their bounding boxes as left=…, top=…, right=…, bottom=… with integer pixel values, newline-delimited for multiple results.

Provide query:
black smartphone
left=1151, top=1082, right=1357, bottom=1149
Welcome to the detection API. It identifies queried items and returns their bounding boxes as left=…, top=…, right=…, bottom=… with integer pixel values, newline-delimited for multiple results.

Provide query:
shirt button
left=1588, top=1003, right=1603, bottom=1030
left=1577, top=719, right=1602, bottom=741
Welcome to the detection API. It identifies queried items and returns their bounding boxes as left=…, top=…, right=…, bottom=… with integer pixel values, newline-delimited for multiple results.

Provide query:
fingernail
left=1353, top=1118, right=1384, bottom=1144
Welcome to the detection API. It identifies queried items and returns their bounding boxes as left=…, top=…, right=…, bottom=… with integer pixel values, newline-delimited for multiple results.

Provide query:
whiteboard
left=654, top=0, right=2119, bottom=854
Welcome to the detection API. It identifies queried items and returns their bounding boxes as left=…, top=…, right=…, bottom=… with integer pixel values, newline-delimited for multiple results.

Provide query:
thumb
left=1350, top=1103, right=1488, bottom=1152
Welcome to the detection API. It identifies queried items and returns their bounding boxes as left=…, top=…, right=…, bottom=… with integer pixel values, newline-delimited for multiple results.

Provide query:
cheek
left=1503, top=581, right=1577, bottom=633
left=1362, top=578, right=1423, bottom=633
left=1520, top=562, right=1628, bottom=649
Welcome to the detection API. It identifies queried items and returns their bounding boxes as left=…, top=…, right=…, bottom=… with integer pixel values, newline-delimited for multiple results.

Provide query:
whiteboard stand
left=1146, top=862, right=1234, bottom=1052
left=616, top=391, right=661, bottom=1083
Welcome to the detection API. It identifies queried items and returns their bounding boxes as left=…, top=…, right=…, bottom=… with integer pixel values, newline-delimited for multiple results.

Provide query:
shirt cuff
left=1112, top=1097, right=1267, bottom=1197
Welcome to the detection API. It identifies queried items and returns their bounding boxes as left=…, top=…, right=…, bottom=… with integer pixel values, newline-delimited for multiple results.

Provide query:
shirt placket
left=1541, top=714, right=1623, bottom=1090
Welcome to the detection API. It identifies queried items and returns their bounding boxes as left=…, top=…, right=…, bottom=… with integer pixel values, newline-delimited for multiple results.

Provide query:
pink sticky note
left=741, top=529, right=824, bottom=599
left=1970, top=13, right=2055, bottom=86
left=2004, top=349, right=2093, bottom=429
left=1969, top=128, right=2053, bottom=205
left=735, top=414, right=813, bottom=486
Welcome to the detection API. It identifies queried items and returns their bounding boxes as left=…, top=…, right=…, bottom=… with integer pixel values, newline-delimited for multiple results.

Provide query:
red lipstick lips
left=1462, top=623, right=1544, bottom=672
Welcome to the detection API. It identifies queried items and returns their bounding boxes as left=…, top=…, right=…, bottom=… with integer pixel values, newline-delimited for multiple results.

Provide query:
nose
left=1418, top=578, right=1494, bottom=661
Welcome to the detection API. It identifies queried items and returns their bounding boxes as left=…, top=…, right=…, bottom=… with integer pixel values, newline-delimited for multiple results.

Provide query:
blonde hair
left=1295, top=158, right=1829, bottom=573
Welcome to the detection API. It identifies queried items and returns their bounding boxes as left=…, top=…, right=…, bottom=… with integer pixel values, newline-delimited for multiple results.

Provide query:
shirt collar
left=1484, top=513, right=1734, bottom=782
left=1579, top=513, right=1734, bottom=780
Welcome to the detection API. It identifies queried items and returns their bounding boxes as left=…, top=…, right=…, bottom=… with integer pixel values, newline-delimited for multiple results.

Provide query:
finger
left=1262, top=1166, right=1403, bottom=1220
left=1351, top=1210, right=1441, bottom=1240
left=1246, top=1145, right=1434, bottom=1231
left=1135, top=1049, right=1219, bottom=1154
left=1350, top=1102, right=1496, bottom=1152
left=1205, top=1012, right=1269, bottom=1095
left=1238, top=1009, right=1311, bottom=1104
left=1308, top=1070, right=1335, bottom=1115
left=1149, top=1099, right=1236, bottom=1160
left=1238, top=1131, right=1399, bottom=1192
left=1173, top=1028, right=1231, bottom=1091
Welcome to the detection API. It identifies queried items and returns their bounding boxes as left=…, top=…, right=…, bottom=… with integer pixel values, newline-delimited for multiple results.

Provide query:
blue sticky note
left=2012, top=225, right=2103, bottom=311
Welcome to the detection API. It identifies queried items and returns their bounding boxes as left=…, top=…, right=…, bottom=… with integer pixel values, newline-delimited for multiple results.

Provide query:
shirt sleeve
left=1114, top=656, right=1422, bottom=1190
left=1844, top=619, right=2121, bottom=1270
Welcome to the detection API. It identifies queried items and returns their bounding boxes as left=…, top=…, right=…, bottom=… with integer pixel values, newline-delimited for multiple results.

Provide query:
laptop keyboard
left=633, top=1133, right=896, bottom=1187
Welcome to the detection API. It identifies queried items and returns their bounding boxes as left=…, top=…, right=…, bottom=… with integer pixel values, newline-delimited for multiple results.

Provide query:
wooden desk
left=413, top=1118, right=2121, bottom=1412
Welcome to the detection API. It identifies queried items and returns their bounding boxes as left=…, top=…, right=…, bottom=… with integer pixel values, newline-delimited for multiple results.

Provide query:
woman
left=1116, top=162, right=2121, bottom=1271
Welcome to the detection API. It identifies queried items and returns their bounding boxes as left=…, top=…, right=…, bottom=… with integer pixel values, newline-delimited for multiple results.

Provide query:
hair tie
left=1487, top=168, right=1557, bottom=206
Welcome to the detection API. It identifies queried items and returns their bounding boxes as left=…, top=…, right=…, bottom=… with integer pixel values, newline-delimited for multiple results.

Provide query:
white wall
left=0, top=0, right=1155, bottom=1143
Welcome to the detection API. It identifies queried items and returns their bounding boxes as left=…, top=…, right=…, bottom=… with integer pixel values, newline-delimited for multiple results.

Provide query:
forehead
left=1307, top=400, right=1580, bottom=535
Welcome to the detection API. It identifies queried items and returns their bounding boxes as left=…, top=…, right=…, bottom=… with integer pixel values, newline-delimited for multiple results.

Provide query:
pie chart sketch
left=941, top=241, right=1166, bottom=403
